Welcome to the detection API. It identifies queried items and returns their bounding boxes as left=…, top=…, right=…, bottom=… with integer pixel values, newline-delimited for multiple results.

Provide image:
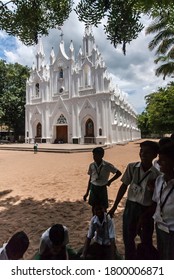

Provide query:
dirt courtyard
left=0, top=140, right=157, bottom=259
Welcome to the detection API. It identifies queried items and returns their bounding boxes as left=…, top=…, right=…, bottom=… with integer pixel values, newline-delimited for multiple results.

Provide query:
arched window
left=35, top=83, right=39, bottom=97
left=85, top=118, right=94, bottom=137
left=99, top=128, right=102, bottom=136
left=36, top=123, right=42, bottom=137
left=59, top=68, right=63, bottom=79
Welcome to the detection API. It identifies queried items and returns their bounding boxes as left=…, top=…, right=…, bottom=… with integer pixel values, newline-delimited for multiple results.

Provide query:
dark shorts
left=88, top=183, right=108, bottom=208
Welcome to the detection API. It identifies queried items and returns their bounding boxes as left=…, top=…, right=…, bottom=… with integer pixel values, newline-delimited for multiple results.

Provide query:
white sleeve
left=87, top=218, right=95, bottom=239
left=63, top=226, right=69, bottom=245
left=107, top=216, right=116, bottom=239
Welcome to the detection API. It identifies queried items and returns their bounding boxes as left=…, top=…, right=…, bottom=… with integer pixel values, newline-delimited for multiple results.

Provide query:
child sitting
left=0, top=231, right=29, bottom=260
left=80, top=203, right=116, bottom=260
left=38, top=224, right=69, bottom=260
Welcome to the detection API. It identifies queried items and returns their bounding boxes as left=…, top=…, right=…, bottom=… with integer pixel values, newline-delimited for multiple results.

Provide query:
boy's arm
left=110, top=239, right=116, bottom=259
left=107, top=169, right=122, bottom=186
left=108, top=183, right=128, bottom=217
left=83, top=176, right=91, bottom=201
left=39, top=240, right=51, bottom=259
left=80, top=237, right=91, bottom=259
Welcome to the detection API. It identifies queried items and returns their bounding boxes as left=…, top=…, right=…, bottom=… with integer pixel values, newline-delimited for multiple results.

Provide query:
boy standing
left=152, top=143, right=174, bottom=259
left=81, top=204, right=116, bottom=259
left=108, top=140, right=160, bottom=259
left=83, top=147, right=121, bottom=211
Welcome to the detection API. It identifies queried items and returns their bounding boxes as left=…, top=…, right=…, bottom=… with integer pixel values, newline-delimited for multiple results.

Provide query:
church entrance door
left=56, top=126, right=68, bottom=143
left=84, top=118, right=95, bottom=144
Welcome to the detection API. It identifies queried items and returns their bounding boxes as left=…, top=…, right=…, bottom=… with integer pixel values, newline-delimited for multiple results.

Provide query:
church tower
left=36, top=37, right=45, bottom=71
left=82, top=25, right=95, bottom=57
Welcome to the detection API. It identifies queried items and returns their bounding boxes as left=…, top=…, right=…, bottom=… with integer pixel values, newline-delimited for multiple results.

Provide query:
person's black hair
left=49, top=224, right=64, bottom=245
left=6, top=231, right=29, bottom=259
left=170, top=133, right=174, bottom=141
left=159, top=142, right=174, bottom=161
left=92, top=147, right=104, bottom=157
left=140, top=140, right=159, bottom=154
left=159, top=137, right=172, bottom=147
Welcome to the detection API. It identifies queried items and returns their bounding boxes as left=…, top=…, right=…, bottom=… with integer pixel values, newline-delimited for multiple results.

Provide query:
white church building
left=25, top=26, right=140, bottom=145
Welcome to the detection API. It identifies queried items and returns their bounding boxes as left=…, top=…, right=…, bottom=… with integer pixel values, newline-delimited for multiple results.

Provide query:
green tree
left=75, top=0, right=172, bottom=54
left=146, top=6, right=174, bottom=79
left=0, top=0, right=172, bottom=52
left=0, top=61, right=30, bottom=140
left=0, top=0, right=73, bottom=45
left=137, top=111, right=151, bottom=137
left=144, top=84, right=174, bottom=134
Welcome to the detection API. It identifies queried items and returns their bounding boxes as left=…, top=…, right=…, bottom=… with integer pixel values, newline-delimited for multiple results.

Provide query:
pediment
left=50, top=97, right=69, bottom=122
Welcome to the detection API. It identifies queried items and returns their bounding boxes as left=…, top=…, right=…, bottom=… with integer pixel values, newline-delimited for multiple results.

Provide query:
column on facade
left=118, top=107, right=123, bottom=143
left=100, top=70, right=104, bottom=92
left=25, top=106, right=29, bottom=143
left=95, top=100, right=99, bottom=139
left=95, top=72, right=99, bottom=93
left=71, top=102, right=77, bottom=141
left=101, top=97, right=107, bottom=139
left=44, top=104, right=51, bottom=143
left=114, top=105, right=119, bottom=144
left=107, top=98, right=113, bottom=144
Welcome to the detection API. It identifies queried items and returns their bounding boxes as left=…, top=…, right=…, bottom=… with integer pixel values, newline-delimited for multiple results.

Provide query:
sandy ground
left=0, top=140, right=156, bottom=259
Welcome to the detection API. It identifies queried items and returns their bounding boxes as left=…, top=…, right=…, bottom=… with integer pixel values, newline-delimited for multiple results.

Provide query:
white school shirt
left=152, top=175, right=174, bottom=231
left=88, top=160, right=118, bottom=186
left=87, top=213, right=115, bottom=245
left=121, top=162, right=161, bottom=206
left=39, top=226, right=69, bottom=255
left=0, top=244, right=8, bottom=260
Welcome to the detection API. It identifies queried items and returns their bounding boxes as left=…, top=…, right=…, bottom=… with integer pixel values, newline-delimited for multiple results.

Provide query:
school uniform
left=153, top=175, right=174, bottom=259
left=86, top=213, right=116, bottom=259
left=88, top=160, right=118, bottom=208
left=121, top=162, right=160, bottom=259
left=39, top=226, right=69, bottom=259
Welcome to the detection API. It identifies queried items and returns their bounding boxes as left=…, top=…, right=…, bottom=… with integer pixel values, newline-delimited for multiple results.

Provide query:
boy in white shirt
left=84, top=147, right=121, bottom=212
left=39, top=224, right=69, bottom=260
left=108, top=140, right=160, bottom=259
left=81, top=203, right=116, bottom=259
left=153, top=142, right=174, bottom=259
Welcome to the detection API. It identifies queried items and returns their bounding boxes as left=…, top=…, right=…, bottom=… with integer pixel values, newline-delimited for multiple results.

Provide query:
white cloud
left=4, top=38, right=35, bottom=66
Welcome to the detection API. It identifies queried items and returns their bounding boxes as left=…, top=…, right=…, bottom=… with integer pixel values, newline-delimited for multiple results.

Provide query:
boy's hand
left=80, top=254, right=85, bottom=259
left=107, top=180, right=111, bottom=187
left=83, top=193, right=88, bottom=201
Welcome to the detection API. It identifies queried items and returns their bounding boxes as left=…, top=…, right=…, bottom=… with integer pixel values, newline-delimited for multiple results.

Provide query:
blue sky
left=0, top=6, right=171, bottom=114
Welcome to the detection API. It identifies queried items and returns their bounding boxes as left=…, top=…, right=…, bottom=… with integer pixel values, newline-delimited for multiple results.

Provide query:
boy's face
left=93, top=153, right=103, bottom=164
left=94, top=205, right=105, bottom=218
left=139, top=146, right=157, bottom=165
left=158, top=154, right=174, bottom=174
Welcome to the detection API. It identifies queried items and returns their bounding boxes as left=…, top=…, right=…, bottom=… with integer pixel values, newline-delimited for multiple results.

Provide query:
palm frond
left=155, top=62, right=174, bottom=79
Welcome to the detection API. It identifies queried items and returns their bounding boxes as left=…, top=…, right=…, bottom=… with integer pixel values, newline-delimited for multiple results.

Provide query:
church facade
left=25, top=27, right=140, bottom=145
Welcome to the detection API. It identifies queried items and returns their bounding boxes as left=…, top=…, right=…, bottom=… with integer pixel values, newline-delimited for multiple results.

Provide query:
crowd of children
left=1, top=137, right=174, bottom=260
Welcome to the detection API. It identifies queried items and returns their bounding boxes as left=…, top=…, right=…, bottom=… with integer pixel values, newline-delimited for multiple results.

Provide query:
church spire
left=83, top=25, right=95, bottom=57
left=69, top=40, right=75, bottom=61
left=50, top=47, right=55, bottom=65
left=36, top=37, right=45, bottom=71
